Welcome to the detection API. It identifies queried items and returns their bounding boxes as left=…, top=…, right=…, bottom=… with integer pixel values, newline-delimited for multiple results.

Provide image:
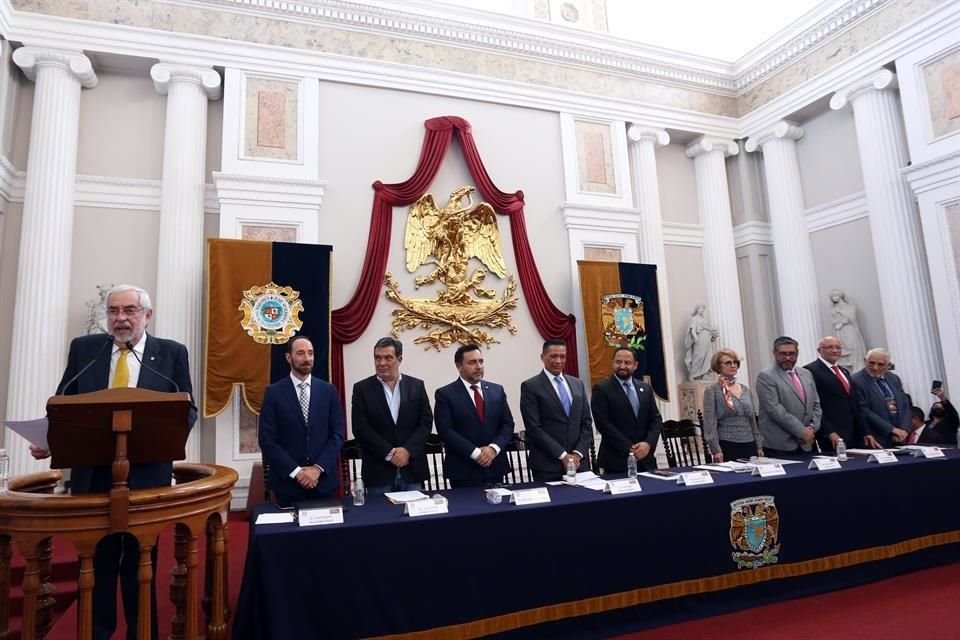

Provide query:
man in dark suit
left=907, top=407, right=947, bottom=444
left=351, top=337, right=433, bottom=495
left=32, top=284, right=196, bottom=640
left=591, top=347, right=662, bottom=473
left=804, top=336, right=879, bottom=452
left=434, top=344, right=514, bottom=487
left=258, top=335, right=345, bottom=506
left=852, top=348, right=911, bottom=448
left=519, top=339, right=594, bottom=481
left=756, top=336, right=821, bottom=457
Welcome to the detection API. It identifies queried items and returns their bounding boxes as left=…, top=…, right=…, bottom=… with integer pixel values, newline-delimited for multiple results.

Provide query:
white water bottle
left=0, top=448, right=9, bottom=493
left=564, top=457, right=577, bottom=484
left=626, top=453, right=638, bottom=478
left=836, top=438, right=847, bottom=462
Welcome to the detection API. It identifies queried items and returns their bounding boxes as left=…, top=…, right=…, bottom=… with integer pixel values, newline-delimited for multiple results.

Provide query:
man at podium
left=31, top=283, right=196, bottom=640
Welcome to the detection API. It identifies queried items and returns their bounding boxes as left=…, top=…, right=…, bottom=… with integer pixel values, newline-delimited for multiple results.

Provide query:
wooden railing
left=0, top=463, right=238, bottom=640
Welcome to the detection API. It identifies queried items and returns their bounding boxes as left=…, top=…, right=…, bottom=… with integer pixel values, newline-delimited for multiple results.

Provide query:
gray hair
left=865, top=347, right=890, bottom=360
left=107, top=284, right=153, bottom=312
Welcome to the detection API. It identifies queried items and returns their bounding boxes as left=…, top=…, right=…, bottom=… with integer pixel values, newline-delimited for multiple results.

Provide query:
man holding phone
left=925, top=383, right=958, bottom=444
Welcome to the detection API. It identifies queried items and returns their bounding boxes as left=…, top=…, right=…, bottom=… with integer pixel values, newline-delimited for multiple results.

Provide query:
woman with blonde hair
left=701, top=349, right=764, bottom=462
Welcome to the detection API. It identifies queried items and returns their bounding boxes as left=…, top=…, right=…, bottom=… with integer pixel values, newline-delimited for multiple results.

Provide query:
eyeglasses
left=106, top=306, right=143, bottom=317
left=718, top=360, right=740, bottom=366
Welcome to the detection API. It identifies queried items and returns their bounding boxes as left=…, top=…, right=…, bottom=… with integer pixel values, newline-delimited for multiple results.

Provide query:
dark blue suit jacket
left=852, top=369, right=911, bottom=448
left=434, top=379, right=514, bottom=484
left=56, top=333, right=197, bottom=494
left=258, top=375, right=345, bottom=505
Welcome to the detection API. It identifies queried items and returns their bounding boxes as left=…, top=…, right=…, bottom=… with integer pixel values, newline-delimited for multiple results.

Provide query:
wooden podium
left=0, top=388, right=236, bottom=640
left=46, top=388, right=191, bottom=531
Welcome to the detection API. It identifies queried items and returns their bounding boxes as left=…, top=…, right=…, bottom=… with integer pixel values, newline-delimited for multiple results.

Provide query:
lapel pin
left=150, top=356, right=156, bottom=361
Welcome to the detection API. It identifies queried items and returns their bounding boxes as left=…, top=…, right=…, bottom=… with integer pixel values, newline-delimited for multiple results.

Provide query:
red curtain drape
left=331, top=116, right=577, bottom=403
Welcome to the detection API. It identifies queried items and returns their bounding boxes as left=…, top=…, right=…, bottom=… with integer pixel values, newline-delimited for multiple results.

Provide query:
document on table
left=384, top=490, right=429, bottom=504
left=3, top=417, right=48, bottom=449
left=638, top=471, right=679, bottom=481
left=694, top=464, right=734, bottom=472
left=255, top=512, right=295, bottom=525
left=578, top=476, right=609, bottom=491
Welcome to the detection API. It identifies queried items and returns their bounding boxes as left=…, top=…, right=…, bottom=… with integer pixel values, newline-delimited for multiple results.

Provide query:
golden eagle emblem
left=385, top=186, right=518, bottom=350
left=729, top=496, right=781, bottom=569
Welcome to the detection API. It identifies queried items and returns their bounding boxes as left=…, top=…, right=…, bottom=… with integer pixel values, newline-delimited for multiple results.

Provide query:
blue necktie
left=876, top=377, right=894, bottom=399
left=623, top=380, right=640, bottom=416
left=554, top=376, right=572, bottom=416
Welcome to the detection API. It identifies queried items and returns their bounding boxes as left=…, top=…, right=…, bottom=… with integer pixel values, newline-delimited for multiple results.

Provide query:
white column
left=627, top=125, right=678, bottom=418
left=830, top=69, right=943, bottom=401
left=5, top=48, right=96, bottom=476
left=685, top=137, right=749, bottom=382
left=151, top=64, right=222, bottom=462
left=745, top=121, right=821, bottom=360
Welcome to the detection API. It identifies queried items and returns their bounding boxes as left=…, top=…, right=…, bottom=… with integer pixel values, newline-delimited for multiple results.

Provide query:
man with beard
left=591, top=347, right=663, bottom=473
left=30, top=284, right=196, bottom=640
left=258, top=335, right=345, bottom=506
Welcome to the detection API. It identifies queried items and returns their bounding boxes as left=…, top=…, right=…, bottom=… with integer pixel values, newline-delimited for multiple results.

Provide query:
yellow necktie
left=112, top=349, right=130, bottom=388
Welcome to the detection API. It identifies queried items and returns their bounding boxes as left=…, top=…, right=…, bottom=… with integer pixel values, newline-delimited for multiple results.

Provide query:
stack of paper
left=384, top=490, right=429, bottom=504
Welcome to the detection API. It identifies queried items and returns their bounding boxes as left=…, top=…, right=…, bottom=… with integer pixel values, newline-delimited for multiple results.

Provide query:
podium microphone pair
left=57, top=333, right=181, bottom=395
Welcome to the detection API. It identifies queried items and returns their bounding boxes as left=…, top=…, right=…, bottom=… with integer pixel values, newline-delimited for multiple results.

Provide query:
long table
left=233, top=450, right=960, bottom=639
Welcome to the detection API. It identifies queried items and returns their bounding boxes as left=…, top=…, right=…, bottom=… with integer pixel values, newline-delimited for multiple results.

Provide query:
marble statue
left=684, top=304, right=719, bottom=381
left=829, top=289, right=866, bottom=371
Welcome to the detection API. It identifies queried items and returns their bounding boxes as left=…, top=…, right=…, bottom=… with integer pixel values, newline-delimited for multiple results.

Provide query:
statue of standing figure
left=684, top=304, right=720, bottom=381
left=829, top=289, right=866, bottom=371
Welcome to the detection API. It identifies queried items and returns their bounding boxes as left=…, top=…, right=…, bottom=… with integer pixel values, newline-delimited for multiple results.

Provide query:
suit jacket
left=351, top=374, right=433, bottom=486
left=258, top=375, right=345, bottom=505
left=434, top=379, right=514, bottom=484
left=851, top=369, right=911, bottom=448
left=591, top=375, right=662, bottom=472
left=519, top=371, right=594, bottom=477
left=804, top=359, right=867, bottom=450
left=56, top=333, right=197, bottom=494
left=926, top=399, right=959, bottom=445
left=756, top=364, right=821, bottom=453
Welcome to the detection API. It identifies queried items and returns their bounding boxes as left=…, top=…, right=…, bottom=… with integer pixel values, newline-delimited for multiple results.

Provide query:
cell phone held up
left=931, top=380, right=943, bottom=392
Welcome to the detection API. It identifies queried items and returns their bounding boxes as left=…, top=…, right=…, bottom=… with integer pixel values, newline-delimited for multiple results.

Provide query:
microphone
left=125, top=341, right=180, bottom=393
left=57, top=333, right=115, bottom=395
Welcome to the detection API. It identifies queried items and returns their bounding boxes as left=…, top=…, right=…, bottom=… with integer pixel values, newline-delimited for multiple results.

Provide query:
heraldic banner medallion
left=385, top=186, right=519, bottom=350
left=729, top=495, right=781, bottom=569
left=205, top=239, right=331, bottom=417
left=577, top=260, right=669, bottom=399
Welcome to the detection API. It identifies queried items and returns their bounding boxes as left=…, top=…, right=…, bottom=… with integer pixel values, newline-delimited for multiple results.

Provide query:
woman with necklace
left=701, top=349, right=764, bottom=462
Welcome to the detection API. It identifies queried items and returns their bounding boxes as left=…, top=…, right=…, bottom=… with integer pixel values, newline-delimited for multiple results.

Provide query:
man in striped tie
left=756, top=336, right=822, bottom=458
left=804, top=336, right=880, bottom=452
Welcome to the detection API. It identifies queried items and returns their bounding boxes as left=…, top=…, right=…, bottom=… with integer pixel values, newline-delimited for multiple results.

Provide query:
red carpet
left=614, top=561, right=960, bottom=640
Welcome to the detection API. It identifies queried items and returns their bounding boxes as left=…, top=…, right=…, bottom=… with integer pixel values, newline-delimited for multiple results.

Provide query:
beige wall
left=0, top=202, right=21, bottom=435
left=795, top=107, right=864, bottom=209
left=809, top=216, right=886, bottom=355
left=656, top=143, right=700, bottom=225
left=315, top=81, right=566, bottom=433
left=664, top=244, right=707, bottom=383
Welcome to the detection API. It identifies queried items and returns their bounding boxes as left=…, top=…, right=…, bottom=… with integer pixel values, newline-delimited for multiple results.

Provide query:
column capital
left=685, top=136, right=738, bottom=160
left=12, top=47, right=97, bottom=88
left=150, top=63, right=222, bottom=100
left=627, top=125, right=669, bottom=147
left=829, top=69, right=898, bottom=111
left=744, top=120, right=803, bottom=153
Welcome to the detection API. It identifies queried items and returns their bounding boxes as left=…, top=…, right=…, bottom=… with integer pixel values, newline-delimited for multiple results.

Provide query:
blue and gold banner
left=205, top=239, right=331, bottom=417
left=578, top=260, right=668, bottom=400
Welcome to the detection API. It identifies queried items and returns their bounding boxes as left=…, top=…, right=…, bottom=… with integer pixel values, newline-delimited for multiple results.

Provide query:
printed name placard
left=677, top=471, right=713, bottom=486
left=510, top=487, right=551, bottom=505
left=751, top=464, right=787, bottom=477
left=604, top=478, right=642, bottom=494
left=868, top=450, right=898, bottom=464
left=404, top=497, right=449, bottom=517
left=916, top=447, right=945, bottom=459
left=298, top=507, right=344, bottom=527
left=808, top=457, right=842, bottom=471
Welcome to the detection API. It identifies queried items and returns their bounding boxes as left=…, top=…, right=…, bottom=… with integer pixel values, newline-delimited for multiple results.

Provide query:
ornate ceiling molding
left=183, top=0, right=892, bottom=96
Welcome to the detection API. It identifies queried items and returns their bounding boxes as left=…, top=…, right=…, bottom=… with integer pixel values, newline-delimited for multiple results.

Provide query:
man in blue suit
left=852, top=348, right=911, bottom=448
left=258, top=335, right=345, bottom=506
left=32, top=284, right=196, bottom=640
left=435, top=344, right=515, bottom=488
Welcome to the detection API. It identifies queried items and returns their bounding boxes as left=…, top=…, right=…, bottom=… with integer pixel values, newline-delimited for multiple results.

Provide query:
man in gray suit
left=520, top=339, right=595, bottom=481
left=757, top=336, right=822, bottom=457
left=851, top=348, right=911, bottom=448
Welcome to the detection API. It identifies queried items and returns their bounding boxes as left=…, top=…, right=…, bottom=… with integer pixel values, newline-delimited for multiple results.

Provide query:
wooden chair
left=422, top=433, right=450, bottom=492
left=661, top=419, right=708, bottom=468
left=503, top=431, right=534, bottom=485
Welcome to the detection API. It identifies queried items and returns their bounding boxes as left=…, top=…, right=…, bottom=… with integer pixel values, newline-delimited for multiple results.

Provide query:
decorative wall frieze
left=560, top=203, right=641, bottom=234
left=661, top=222, right=704, bottom=248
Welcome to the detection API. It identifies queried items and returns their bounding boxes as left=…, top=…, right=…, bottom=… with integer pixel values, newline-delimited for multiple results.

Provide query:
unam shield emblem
left=601, top=294, right=646, bottom=350
left=729, top=496, right=781, bottom=569
left=239, top=282, right=304, bottom=345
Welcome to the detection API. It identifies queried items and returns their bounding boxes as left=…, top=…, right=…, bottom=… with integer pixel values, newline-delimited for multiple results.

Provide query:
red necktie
left=831, top=365, right=851, bottom=395
left=471, top=384, right=485, bottom=422
left=908, top=428, right=920, bottom=444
